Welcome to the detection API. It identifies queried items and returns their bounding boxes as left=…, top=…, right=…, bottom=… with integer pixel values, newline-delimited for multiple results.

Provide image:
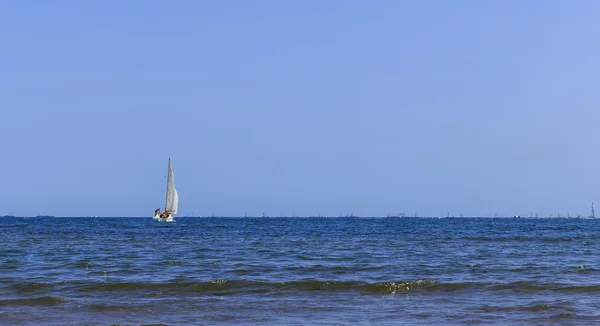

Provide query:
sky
left=1, top=1, right=600, bottom=217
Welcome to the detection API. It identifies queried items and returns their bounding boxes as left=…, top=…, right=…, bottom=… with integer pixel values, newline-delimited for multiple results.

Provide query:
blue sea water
left=1, top=217, right=600, bottom=325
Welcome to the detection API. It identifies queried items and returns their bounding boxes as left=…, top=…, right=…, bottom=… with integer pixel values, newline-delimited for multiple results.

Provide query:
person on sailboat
left=161, top=209, right=170, bottom=218
left=154, top=208, right=161, bottom=216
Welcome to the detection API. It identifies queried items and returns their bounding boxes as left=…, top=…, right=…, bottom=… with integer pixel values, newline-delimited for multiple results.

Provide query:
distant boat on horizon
left=585, top=202, right=596, bottom=219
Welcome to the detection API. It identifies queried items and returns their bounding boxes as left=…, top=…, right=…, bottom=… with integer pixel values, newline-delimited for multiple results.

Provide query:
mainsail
left=165, top=158, right=178, bottom=215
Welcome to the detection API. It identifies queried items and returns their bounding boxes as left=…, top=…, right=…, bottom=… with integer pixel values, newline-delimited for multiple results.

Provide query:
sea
left=1, top=216, right=600, bottom=325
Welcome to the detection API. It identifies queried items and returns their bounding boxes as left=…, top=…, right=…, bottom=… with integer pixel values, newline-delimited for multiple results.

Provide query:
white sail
left=165, top=158, right=178, bottom=215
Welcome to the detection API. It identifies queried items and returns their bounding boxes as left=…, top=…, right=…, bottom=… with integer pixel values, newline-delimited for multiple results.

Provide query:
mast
left=165, top=158, right=171, bottom=211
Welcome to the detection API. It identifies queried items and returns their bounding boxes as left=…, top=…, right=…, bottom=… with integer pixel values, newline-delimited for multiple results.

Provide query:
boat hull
left=157, top=214, right=175, bottom=222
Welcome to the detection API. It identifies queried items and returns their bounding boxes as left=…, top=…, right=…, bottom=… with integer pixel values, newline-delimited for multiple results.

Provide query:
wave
left=159, top=261, right=186, bottom=266
left=103, top=280, right=600, bottom=294
left=0, top=296, right=68, bottom=305
left=520, top=304, right=578, bottom=313
left=9, top=282, right=55, bottom=294
left=473, top=303, right=578, bottom=314
left=7, top=279, right=600, bottom=297
left=62, top=279, right=438, bottom=295
left=87, top=303, right=152, bottom=312
left=455, top=235, right=599, bottom=242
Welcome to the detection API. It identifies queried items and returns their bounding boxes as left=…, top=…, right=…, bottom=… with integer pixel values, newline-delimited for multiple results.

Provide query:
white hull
left=157, top=214, right=175, bottom=222
left=153, top=214, right=160, bottom=219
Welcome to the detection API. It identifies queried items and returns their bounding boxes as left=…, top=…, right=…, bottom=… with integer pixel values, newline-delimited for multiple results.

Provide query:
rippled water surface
left=2, top=217, right=600, bottom=325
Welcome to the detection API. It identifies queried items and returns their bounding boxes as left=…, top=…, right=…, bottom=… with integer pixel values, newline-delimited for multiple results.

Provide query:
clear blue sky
left=2, top=1, right=600, bottom=217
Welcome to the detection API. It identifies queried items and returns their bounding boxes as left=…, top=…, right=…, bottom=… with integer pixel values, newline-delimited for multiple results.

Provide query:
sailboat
left=153, top=158, right=178, bottom=222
